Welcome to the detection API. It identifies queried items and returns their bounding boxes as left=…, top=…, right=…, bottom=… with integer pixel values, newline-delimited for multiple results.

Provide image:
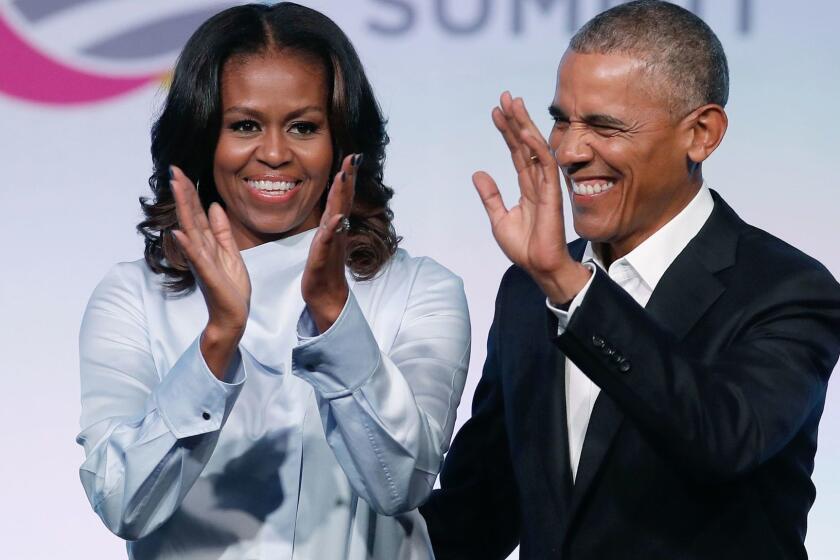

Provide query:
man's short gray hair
left=569, top=0, right=729, bottom=113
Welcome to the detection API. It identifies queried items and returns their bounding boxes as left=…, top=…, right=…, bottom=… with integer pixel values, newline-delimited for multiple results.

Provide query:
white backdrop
left=1, top=1, right=838, bottom=558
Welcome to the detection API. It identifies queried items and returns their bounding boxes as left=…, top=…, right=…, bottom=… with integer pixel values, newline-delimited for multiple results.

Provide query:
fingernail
left=168, top=166, right=174, bottom=180
left=341, top=171, right=346, bottom=182
left=352, top=153, right=364, bottom=167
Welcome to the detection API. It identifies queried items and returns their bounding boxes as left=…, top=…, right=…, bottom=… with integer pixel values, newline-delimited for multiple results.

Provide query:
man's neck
left=593, top=177, right=704, bottom=269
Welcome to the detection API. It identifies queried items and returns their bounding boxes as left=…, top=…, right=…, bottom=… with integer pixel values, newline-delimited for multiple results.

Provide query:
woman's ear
left=685, top=104, right=728, bottom=165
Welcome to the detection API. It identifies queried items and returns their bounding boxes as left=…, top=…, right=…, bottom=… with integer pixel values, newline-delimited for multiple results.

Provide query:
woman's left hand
left=301, top=153, right=361, bottom=333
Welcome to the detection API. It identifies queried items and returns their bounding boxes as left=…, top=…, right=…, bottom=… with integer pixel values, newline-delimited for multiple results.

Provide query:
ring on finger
left=528, top=154, right=539, bottom=164
left=335, top=216, right=351, bottom=234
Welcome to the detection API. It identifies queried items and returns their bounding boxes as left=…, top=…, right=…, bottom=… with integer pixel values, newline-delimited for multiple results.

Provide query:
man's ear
left=685, top=104, right=728, bottom=164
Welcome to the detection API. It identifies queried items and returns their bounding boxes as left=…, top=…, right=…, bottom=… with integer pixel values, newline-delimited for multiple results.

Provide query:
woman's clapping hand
left=170, top=165, right=251, bottom=379
left=301, top=153, right=361, bottom=333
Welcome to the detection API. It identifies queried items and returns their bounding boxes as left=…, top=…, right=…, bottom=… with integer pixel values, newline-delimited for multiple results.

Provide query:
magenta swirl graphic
left=0, top=1, right=235, bottom=105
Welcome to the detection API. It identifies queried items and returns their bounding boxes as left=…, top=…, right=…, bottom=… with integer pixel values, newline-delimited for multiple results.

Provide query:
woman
left=76, top=3, right=470, bottom=559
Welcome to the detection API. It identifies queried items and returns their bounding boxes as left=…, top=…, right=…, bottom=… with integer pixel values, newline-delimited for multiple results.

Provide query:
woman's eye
left=289, top=122, right=318, bottom=135
left=230, top=120, right=260, bottom=133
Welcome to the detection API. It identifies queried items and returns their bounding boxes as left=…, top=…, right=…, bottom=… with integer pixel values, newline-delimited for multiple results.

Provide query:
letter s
left=368, top=0, right=416, bottom=36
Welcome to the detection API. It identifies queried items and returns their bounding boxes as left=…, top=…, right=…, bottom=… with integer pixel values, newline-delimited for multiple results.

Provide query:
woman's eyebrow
left=222, top=105, right=325, bottom=120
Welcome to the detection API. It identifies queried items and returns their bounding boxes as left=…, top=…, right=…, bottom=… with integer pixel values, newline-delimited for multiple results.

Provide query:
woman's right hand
left=170, top=166, right=251, bottom=379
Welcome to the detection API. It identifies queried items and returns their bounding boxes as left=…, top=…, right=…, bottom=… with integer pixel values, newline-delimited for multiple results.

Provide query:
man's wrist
left=541, top=263, right=593, bottom=306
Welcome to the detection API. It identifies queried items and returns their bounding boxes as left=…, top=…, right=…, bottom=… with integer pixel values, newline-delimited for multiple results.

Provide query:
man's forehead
left=553, top=50, right=665, bottom=114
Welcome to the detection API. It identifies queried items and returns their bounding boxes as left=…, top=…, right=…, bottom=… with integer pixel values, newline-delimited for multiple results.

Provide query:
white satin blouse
left=76, top=228, right=470, bottom=559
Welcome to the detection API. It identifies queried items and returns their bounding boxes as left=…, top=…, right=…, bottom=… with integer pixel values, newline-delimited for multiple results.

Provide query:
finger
left=509, top=97, right=548, bottom=181
left=174, top=224, right=223, bottom=292
left=171, top=166, right=213, bottom=246
left=499, top=93, right=531, bottom=170
left=520, top=130, right=562, bottom=204
left=492, top=107, right=529, bottom=173
left=472, top=171, right=509, bottom=227
left=171, top=229, right=200, bottom=267
left=170, top=166, right=198, bottom=236
left=171, top=228, right=191, bottom=253
left=309, top=213, right=346, bottom=269
left=511, top=97, right=550, bottom=149
left=208, top=202, right=239, bottom=255
left=322, top=154, right=357, bottom=226
left=172, top=166, right=214, bottom=236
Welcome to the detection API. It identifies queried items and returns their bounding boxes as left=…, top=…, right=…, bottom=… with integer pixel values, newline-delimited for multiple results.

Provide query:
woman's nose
left=257, top=129, right=292, bottom=167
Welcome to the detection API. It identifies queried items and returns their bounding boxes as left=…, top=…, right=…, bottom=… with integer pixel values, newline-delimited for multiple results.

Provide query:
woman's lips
left=243, top=177, right=303, bottom=202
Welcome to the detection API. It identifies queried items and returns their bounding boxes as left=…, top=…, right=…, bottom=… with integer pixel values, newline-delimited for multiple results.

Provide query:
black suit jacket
left=421, top=193, right=840, bottom=559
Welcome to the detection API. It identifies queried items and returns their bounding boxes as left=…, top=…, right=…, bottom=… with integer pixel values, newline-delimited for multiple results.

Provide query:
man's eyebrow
left=548, top=105, right=568, bottom=120
left=582, top=113, right=628, bottom=129
left=548, top=106, right=629, bottom=129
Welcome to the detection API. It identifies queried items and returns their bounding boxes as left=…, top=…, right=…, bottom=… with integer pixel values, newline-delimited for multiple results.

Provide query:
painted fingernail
left=168, top=166, right=174, bottom=180
left=352, top=153, right=364, bottom=167
left=341, top=171, right=347, bottom=182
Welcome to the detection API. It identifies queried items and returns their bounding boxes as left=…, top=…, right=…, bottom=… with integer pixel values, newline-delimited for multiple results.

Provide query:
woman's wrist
left=201, top=322, right=244, bottom=380
left=304, top=285, right=349, bottom=334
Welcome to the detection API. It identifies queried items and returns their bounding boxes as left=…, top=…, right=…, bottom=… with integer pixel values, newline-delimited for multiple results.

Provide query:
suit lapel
left=565, top=389, right=623, bottom=519
left=645, top=190, right=739, bottom=337
left=539, top=339, right=574, bottom=522
left=539, top=239, right=588, bottom=520
left=562, top=191, right=741, bottom=533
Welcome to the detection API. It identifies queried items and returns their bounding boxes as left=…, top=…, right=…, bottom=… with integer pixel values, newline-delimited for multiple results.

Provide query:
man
left=420, top=1, right=840, bottom=559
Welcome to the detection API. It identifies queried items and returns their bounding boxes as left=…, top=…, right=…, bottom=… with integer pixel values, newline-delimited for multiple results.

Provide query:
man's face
left=548, top=51, right=698, bottom=257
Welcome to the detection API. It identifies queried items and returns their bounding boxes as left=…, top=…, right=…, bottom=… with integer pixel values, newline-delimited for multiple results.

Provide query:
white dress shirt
left=549, top=185, right=714, bottom=481
left=77, top=228, right=471, bottom=559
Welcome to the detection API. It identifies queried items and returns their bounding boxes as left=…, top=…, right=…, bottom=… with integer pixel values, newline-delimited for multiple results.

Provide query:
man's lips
left=569, top=177, right=618, bottom=196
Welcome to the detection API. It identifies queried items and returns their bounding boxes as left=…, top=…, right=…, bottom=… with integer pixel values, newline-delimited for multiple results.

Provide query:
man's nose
left=551, top=125, right=593, bottom=171
left=257, top=129, right=292, bottom=167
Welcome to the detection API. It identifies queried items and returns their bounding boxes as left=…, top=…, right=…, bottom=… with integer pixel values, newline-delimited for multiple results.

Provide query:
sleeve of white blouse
left=291, top=258, right=470, bottom=515
left=76, top=263, right=247, bottom=540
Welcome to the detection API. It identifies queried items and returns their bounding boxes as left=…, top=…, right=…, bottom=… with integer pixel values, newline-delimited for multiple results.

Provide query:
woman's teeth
left=572, top=180, right=615, bottom=196
left=247, top=179, right=297, bottom=192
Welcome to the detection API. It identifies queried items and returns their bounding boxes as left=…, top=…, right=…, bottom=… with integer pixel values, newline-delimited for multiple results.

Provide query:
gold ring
left=529, top=154, right=539, bottom=163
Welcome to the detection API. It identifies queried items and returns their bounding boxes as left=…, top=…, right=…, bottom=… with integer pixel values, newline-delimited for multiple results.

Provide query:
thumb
left=473, top=171, right=508, bottom=227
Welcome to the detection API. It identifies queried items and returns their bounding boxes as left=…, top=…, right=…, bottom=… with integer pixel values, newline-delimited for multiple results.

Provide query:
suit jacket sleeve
left=554, top=265, right=840, bottom=482
left=420, top=270, right=521, bottom=560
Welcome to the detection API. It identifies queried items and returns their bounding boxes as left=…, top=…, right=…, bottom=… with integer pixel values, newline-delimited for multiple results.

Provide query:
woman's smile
left=213, top=50, right=334, bottom=250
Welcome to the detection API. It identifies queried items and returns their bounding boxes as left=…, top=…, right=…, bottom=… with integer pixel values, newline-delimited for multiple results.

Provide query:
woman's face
left=214, top=49, right=334, bottom=250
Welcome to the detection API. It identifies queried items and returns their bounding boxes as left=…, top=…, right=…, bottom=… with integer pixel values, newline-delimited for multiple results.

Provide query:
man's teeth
left=248, top=180, right=297, bottom=192
left=572, top=180, right=615, bottom=196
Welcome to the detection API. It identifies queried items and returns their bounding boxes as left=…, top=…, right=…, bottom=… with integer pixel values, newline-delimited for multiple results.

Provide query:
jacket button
left=603, top=347, right=615, bottom=357
left=611, top=353, right=623, bottom=363
left=592, top=336, right=605, bottom=348
left=619, top=361, right=631, bottom=373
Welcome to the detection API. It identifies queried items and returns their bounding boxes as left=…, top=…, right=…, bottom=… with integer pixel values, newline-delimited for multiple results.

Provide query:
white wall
left=1, top=1, right=838, bottom=558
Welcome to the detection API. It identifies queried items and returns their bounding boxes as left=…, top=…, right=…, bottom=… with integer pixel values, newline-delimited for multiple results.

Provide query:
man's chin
left=570, top=219, right=612, bottom=244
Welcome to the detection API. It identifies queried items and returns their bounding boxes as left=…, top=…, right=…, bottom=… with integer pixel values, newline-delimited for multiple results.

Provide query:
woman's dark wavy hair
left=138, top=2, right=399, bottom=292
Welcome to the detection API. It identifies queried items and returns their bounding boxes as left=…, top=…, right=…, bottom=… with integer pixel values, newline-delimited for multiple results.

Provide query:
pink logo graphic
left=0, top=1, right=234, bottom=105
